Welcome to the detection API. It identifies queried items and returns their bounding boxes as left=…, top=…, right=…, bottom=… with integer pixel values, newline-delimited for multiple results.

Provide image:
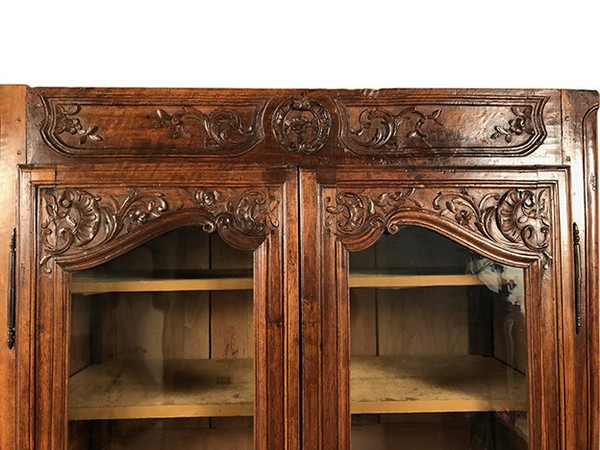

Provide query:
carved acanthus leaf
left=40, top=187, right=280, bottom=271
left=347, top=107, right=444, bottom=151
left=432, top=188, right=551, bottom=267
left=192, top=188, right=279, bottom=236
left=325, top=189, right=422, bottom=236
left=326, top=187, right=552, bottom=268
left=40, top=189, right=169, bottom=272
left=155, top=107, right=259, bottom=150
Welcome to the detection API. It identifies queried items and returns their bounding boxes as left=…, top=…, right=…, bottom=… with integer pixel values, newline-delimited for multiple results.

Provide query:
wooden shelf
left=71, top=271, right=486, bottom=295
left=69, top=355, right=525, bottom=421
left=349, top=273, right=485, bottom=289
left=351, top=355, right=527, bottom=414
left=68, top=359, right=253, bottom=420
left=71, top=270, right=254, bottom=295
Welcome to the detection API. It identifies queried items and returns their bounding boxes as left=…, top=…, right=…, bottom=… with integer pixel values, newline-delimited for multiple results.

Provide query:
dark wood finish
left=0, top=87, right=596, bottom=449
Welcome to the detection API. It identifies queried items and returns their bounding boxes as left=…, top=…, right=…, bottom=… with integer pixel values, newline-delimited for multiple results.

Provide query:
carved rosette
left=39, top=187, right=280, bottom=271
left=326, top=187, right=552, bottom=268
left=272, top=95, right=331, bottom=153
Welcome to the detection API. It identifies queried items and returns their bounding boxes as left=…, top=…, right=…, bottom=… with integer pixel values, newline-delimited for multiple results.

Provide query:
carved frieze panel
left=325, top=185, right=552, bottom=268
left=40, top=186, right=280, bottom=271
left=335, top=95, right=548, bottom=157
left=39, top=94, right=269, bottom=157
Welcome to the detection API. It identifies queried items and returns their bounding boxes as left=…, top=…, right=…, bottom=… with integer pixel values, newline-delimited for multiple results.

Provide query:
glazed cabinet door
left=301, top=167, right=574, bottom=449
left=16, top=166, right=299, bottom=450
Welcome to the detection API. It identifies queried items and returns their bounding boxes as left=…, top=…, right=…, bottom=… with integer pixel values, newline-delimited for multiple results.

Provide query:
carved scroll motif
left=325, top=189, right=422, bottom=236
left=40, top=94, right=268, bottom=156
left=272, top=95, right=331, bottom=153
left=40, top=187, right=280, bottom=271
left=326, top=187, right=552, bottom=268
left=192, top=188, right=280, bottom=236
left=40, top=189, right=170, bottom=272
left=336, top=96, right=548, bottom=156
left=343, top=107, right=444, bottom=151
left=433, top=188, right=552, bottom=268
left=155, top=107, right=261, bottom=151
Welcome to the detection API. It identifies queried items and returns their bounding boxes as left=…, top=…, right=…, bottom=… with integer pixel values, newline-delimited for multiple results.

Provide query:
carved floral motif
left=40, top=189, right=169, bottom=272
left=490, top=106, right=534, bottom=143
left=433, top=188, right=551, bottom=267
left=272, top=95, right=331, bottom=153
left=344, top=107, right=444, bottom=151
left=336, top=96, right=548, bottom=156
left=155, top=107, right=260, bottom=150
left=192, top=188, right=279, bottom=236
left=40, top=94, right=267, bottom=156
left=39, top=187, right=280, bottom=271
left=55, top=105, right=103, bottom=145
left=326, top=190, right=422, bottom=236
left=326, top=187, right=552, bottom=268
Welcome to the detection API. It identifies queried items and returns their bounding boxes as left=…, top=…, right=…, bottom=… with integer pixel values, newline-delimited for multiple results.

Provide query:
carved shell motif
left=40, top=187, right=280, bottom=271
left=40, top=189, right=169, bottom=272
left=326, top=187, right=552, bottom=268
left=433, top=188, right=551, bottom=267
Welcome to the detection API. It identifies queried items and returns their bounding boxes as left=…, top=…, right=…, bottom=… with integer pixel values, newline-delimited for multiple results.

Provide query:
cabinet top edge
left=12, top=86, right=597, bottom=95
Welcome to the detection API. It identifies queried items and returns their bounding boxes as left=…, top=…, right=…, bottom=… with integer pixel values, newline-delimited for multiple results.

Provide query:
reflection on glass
left=350, top=227, right=527, bottom=450
left=68, top=228, right=254, bottom=449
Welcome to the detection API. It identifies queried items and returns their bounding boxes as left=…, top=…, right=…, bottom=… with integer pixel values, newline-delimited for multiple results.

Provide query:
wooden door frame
left=301, top=166, right=573, bottom=449
left=16, top=164, right=299, bottom=450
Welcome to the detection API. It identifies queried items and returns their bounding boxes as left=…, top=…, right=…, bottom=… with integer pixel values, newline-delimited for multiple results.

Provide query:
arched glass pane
left=68, top=228, right=254, bottom=449
left=350, top=226, right=527, bottom=450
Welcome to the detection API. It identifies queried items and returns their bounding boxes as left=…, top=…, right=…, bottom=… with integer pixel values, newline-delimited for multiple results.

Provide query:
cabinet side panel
left=0, top=85, right=27, bottom=450
left=561, top=90, right=599, bottom=450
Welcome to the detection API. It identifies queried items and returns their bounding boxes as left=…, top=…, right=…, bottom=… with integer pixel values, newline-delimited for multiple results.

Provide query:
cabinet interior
left=68, top=228, right=254, bottom=449
left=349, top=227, right=528, bottom=449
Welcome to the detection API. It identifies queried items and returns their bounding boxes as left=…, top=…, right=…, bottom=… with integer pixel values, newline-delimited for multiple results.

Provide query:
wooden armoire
left=0, top=86, right=598, bottom=449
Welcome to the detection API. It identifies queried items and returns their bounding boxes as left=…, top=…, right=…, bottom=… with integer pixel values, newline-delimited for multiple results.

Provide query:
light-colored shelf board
left=71, top=273, right=254, bottom=295
left=349, top=273, right=485, bottom=289
left=69, top=355, right=526, bottom=421
left=71, top=272, right=486, bottom=295
left=351, top=355, right=527, bottom=414
left=68, top=358, right=253, bottom=421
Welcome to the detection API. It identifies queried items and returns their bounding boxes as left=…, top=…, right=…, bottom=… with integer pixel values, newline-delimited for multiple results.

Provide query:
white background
left=0, top=0, right=598, bottom=89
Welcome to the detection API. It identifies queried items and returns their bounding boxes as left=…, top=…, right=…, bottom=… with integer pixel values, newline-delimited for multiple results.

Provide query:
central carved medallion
left=272, top=95, right=331, bottom=153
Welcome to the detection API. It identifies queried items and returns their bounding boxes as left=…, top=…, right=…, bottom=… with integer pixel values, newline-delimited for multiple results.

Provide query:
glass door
left=68, top=228, right=254, bottom=449
left=349, top=226, right=527, bottom=449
